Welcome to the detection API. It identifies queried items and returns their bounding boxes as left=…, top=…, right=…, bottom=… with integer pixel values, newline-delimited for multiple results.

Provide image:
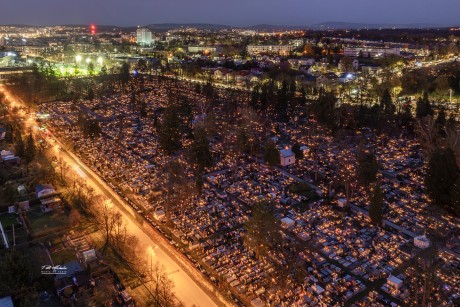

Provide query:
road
left=0, top=84, right=222, bottom=307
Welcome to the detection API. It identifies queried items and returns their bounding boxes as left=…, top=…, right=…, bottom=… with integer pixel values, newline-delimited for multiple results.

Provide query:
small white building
left=414, top=235, right=430, bottom=249
left=153, top=209, right=166, bottom=221
left=280, top=217, right=295, bottom=229
left=387, top=275, right=403, bottom=289
left=280, top=148, right=295, bottom=166
left=337, top=198, right=347, bottom=208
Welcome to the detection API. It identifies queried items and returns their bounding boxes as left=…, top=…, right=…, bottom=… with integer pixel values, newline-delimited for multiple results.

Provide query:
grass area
left=25, top=245, right=54, bottom=278
left=50, top=247, right=77, bottom=265
left=0, top=213, right=19, bottom=228
left=26, top=206, right=70, bottom=237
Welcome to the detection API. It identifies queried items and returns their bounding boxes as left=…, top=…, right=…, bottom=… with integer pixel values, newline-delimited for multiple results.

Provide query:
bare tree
left=416, top=115, right=438, bottom=156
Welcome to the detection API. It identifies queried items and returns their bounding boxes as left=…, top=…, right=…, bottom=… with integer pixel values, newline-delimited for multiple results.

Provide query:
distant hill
left=144, top=23, right=231, bottom=31
left=310, top=22, right=441, bottom=30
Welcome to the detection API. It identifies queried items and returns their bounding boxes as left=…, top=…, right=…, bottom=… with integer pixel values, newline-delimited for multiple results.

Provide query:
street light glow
left=75, top=55, right=82, bottom=63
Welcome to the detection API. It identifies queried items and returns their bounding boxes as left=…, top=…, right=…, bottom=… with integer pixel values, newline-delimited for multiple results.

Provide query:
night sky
left=1, top=0, right=459, bottom=27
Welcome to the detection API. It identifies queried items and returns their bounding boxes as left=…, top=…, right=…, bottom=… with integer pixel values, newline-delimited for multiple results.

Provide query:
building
left=188, top=46, right=221, bottom=53
left=387, top=275, right=403, bottom=289
left=414, top=235, right=430, bottom=249
left=36, top=184, right=56, bottom=198
left=0, top=296, right=14, bottom=307
left=344, top=47, right=400, bottom=58
left=136, top=28, right=153, bottom=46
left=247, top=45, right=293, bottom=56
left=280, top=148, right=295, bottom=166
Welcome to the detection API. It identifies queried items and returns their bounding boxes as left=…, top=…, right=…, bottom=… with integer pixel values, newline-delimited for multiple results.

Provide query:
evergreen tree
left=416, top=91, right=434, bottom=118
left=299, top=86, right=307, bottom=106
left=243, top=201, right=282, bottom=259
left=190, top=126, right=212, bottom=171
left=157, top=107, right=182, bottom=154
left=380, top=88, right=395, bottom=115
left=24, top=133, right=36, bottom=164
left=357, top=150, right=380, bottom=186
left=0, top=248, right=35, bottom=306
left=264, top=142, right=280, bottom=167
left=291, top=142, right=303, bottom=160
left=15, top=133, right=25, bottom=158
left=276, top=80, right=289, bottom=122
left=369, top=183, right=384, bottom=226
left=435, top=108, right=446, bottom=132
left=314, top=91, right=337, bottom=130
left=426, top=148, right=459, bottom=212
left=119, top=62, right=130, bottom=85
left=451, top=177, right=460, bottom=216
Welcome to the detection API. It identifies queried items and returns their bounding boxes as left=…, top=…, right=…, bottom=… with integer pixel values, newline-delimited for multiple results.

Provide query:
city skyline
left=1, top=0, right=460, bottom=27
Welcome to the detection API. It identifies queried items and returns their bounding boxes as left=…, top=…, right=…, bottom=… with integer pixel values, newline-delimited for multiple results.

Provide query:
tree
left=369, top=183, right=384, bottom=226
left=88, top=62, right=95, bottom=76
left=380, top=88, right=395, bottom=115
left=340, top=56, right=354, bottom=72
left=435, top=108, right=446, bottom=133
left=94, top=198, right=123, bottom=253
left=119, top=62, right=130, bottom=85
left=263, top=142, right=280, bottom=167
left=426, top=148, right=459, bottom=212
left=356, top=150, right=380, bottom=186
left=162, top=159, right=193, bottom=224
left=416, top=91, right=433, bottom=118
left=243, top=201, right=281, bottom=259
left=451, top=177, right=460, bottom=216
left=190, top=126, right=212, bottom=171
left=0, top=249, right=35, bottom=306
left=157, top=107, right=182, bottom=154
left=24, top=133, right=36, bottom=164
left=87, top=87, right=95, bottom=101
left=15, top=133, right=25, bottom=158
left=314, top=91, right=337, bottom=130
left=195, top=174, right=204, bottom=196
left=276, top=80, right=289, bottom=122
left=291, top=142, right=303, bottom=160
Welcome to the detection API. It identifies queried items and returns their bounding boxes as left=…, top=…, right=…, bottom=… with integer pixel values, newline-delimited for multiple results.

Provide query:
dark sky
left=2, top=0, right=459, bottom=27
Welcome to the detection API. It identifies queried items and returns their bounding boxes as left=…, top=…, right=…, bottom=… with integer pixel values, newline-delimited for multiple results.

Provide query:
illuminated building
left=136, top=28, right=153, bottom=46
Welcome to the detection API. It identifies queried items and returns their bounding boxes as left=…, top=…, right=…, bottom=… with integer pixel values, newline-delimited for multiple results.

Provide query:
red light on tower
left=90, top=24, right=96, bottom=35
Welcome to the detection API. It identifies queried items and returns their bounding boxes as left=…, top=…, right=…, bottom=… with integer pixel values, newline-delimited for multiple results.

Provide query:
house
left=235, top=70, right=250, bottom=84
left=338, top=73, right=356, bottom=83
left=55, top=260, right=83, bottom=280
left=280, top=148, right=295, bottom=166
left=0, top=127, right=6, bottom=140
left=35, top=184, right=56, bottom=198
left=316, top=72, right=338, bottom=88
left=0, top=296, right=14, bottom=307
left=213, top=68, right=233, bottom=82
left=2, top=155, right=20, bottom=167
left=360, top=63, right=382, bottom=75
left=40, top=197, right=61, bottom=212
